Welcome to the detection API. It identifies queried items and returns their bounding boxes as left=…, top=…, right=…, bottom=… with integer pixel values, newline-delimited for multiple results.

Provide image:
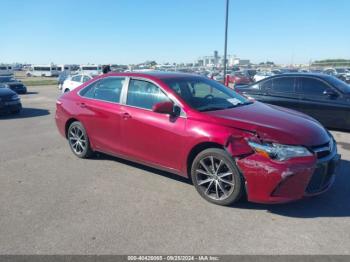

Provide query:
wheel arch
left=186, top=142, right=224, bottom=179
left=65, top=118, right=79, bottom=138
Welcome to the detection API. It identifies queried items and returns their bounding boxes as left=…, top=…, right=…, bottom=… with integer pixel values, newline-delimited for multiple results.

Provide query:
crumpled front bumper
left=236, top=148, right=341, bottom=204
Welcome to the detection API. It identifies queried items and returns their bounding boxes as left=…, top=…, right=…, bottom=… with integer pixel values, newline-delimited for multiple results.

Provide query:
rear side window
left=260, top=79, right=272, bottom=90
left=80, top=77, right=125, bottom=103
left=299, top=78, right=330, bottom=96
left=126, top=79, right=170, bottom=110
left=272, top=77, right=295, bottom=93
left=71, top=75, right=81, bottom=82
left=82, top=76, right=91, bottom=83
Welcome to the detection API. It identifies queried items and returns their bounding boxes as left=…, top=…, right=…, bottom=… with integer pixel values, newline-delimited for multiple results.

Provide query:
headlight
left=248, top=141, right=312, bottom=161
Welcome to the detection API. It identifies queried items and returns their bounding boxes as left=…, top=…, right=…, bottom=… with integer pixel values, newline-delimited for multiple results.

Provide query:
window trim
left=78, top=76, right=128, bottom=105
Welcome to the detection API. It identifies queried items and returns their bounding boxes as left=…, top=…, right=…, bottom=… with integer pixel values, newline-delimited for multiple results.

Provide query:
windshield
left=325, top=75, right=350, bottom=94
left=163, top=77, right=251, bottom=112
left=335, top=68, right=347, bottom=73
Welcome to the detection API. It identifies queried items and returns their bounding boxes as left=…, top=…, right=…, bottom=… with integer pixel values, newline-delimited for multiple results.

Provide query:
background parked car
left=236, top=73, right=350, bottom=130
left=334, top=68, right=350, bottom=83
left=0, top=87, right=22, bottom=115
left=253, top=71, right=275, bottom=82
left=61, top=74, right=93, bottom=93
left=323, top=68, right=350, bottom=83
left=0, top=76, right=27, bottom=94
left=226, top=71, right=252, bottom=87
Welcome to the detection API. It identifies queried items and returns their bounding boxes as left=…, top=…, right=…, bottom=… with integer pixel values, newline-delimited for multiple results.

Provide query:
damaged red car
left=55, top=72, right=341, bottom=205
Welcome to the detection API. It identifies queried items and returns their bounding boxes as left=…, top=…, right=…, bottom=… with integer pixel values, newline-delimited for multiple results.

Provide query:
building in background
left=196, top=51, right=250, bottom=68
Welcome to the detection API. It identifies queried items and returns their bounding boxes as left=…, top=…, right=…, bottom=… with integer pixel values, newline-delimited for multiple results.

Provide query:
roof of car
left=104, top=71, right=204, bottom=80
left=267, top=73, right=330, bottom=78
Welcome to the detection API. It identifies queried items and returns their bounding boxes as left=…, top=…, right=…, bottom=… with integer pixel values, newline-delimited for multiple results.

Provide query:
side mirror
left=152, top=101, right=180, bottom=116
left=323, top=88, right=338, bottom=98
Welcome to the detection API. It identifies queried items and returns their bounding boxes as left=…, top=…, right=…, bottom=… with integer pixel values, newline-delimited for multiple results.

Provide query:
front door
left=296, top=77, right=345, bottom=128
left=120, top=78, right=186, bottom=172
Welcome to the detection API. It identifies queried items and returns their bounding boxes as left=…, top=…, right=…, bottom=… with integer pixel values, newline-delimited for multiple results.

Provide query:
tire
left=191, top=148, right=244, bottom=206
left=64, top=89, right=70, bottom=93
left=67, top=121, right=94, bottom=158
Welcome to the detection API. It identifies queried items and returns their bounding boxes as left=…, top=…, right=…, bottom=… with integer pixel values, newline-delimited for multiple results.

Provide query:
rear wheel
left=191, top=148, right=243, bottom=206
left=67, top=121, right=93, bottom=158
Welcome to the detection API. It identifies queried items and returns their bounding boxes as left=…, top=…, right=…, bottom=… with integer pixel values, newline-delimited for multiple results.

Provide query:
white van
left=27, top=65, right=59, bottom=77
left=0, top=65, right=14, bottom=76
left=79, top=65, right=101, bottom=76
left=57, top=64, right=72, bottom=73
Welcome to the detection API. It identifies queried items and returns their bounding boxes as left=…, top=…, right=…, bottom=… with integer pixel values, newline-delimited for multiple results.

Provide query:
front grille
left=306, top=161, right=336, bottom=194
left=311, top=141, right=332, bottom=159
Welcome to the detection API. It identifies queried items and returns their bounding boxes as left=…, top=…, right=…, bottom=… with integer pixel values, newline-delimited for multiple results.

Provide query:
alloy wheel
left=195, top=156, right=235, bottom=201
left=68, top=125, right=87, bottom=155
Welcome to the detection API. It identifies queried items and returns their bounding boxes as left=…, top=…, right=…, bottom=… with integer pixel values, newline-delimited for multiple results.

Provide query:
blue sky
left=0, top=0, right=349, bottom=65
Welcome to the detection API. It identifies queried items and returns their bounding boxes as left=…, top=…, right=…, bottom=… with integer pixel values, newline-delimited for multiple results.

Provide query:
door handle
left=79, top=102, right=87, bottom=108
left=122, top=112, right=131, bottom=120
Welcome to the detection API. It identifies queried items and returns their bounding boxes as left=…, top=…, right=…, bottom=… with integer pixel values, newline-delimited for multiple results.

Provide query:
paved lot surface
left=0, top=86, right=349, bottom=255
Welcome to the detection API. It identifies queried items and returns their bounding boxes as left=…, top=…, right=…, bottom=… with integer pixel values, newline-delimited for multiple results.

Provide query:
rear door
left=260, top=76, right=300, bottom=111
left=78, top=77, right=126, bottom=154
left=296, top=77, right=345, bottom=128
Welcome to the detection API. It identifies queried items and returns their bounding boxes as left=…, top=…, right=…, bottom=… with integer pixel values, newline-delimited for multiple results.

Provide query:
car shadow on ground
left=95, top=153, right=350, bottom=218
left=21, top=91, right=39, bottom=95
left=234, top=159, right=350, bottom=218
left=0, top=108, right=50, bottom=119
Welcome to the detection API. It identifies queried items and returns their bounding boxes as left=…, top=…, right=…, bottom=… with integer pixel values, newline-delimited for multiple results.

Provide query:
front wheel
left=191, top=148, right=244, bottom=206
left=67, top=121, right=94, bottom=158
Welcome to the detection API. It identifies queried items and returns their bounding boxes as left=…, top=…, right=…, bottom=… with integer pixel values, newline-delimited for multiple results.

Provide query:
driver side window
left=126, top=79, right=170, bottom=110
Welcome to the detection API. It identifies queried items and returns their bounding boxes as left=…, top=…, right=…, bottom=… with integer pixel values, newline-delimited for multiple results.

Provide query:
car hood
left=0, top=87, right=16, bottom=96
left=204, top=102, right=330, bottom=146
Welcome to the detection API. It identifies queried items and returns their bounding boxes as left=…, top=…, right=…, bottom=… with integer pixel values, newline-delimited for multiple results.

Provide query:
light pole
left=223, top=0, right=229, bottom=81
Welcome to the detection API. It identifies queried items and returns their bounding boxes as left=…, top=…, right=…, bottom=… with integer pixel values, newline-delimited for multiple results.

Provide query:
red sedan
left=55, top=72, right=340, bottom=205
left=225, top=71, right=252, bottom=88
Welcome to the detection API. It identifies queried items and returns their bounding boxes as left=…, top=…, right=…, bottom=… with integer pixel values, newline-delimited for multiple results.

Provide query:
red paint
left=55, top=72, right=340, bottom=204
left=226, top=73, right=252, bottom=87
